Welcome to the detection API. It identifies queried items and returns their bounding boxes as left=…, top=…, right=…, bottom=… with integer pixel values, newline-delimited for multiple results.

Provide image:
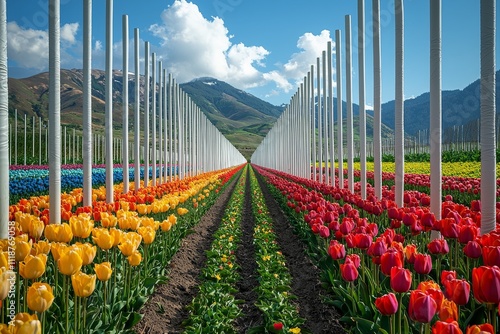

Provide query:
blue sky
left=6, top=0, right=500, bottom=107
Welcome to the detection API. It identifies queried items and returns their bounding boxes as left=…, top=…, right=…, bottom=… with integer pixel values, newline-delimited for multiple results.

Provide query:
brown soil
left=134, top=167, right=347, bottom=334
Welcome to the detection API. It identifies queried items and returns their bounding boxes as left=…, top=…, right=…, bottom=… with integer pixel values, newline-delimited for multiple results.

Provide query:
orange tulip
left=27, top=282, right=54, bottom=313
left=20, top=254, right=47, bottom=280
left=71, top=271, right=96, bottom=298
left=466, top=323, right=494, bottom=334
left=439, top=298, right=458, bottom=321
left=94, top=262, right=112, bottom=281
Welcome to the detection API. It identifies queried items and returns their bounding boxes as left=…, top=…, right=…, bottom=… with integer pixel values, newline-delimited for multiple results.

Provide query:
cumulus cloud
left=7, top=21, right=81, bottom=71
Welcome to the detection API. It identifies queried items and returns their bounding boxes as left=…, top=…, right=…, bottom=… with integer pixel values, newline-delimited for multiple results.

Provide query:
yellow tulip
left=0, top=251, right=8, bottom=269
left=138, top=226, right=156, bottom=245
left=168, top=214, right=178, bottom=226
left=0, top=239, right=8, bottom=251
left=140, top=217, right=159, bottom=230
left=127, top=251, right=142, bottom=266
left=0, top=267, right=14, bottom=300
left=16, top=320, right=42, bottom=334
left=15, top=237, right=32, bottom=262
left=27, top=282, right=54, bottom=313
left=17, top=213, right=32, bottom=233
left=126, top=216, right=141, bottom=231
left=75, top=243, right=97, bottom=266
left=160, top=220, right=172, bottom=232
left=100, top=212, right=118, bottom=228
left=118, top=240, right=137, bottom=257
left=28, top=217, right=45, bottom=240
left=110, top=228, right=122, bottom=247
left=136, top=204, right=148, bottom=215
left=20, top=254, right=47, bottom=280
left=57, top=249, right=82, bottom=276
left=177, top=207, right=189, bottom=216
left=94, top=262, right=112, bottom=281
left=92, top=228, right=115, bottom=250
left=31, top=240, right=51, bottom=256
left=44, top=223, right=73, bottom=243
left=50, top=242, right=68, bottom=262
left=120, top=201, right=130, bottom=211
left=71, top=271, right=96, bottom=298
left=69, top=214, right=94, bottom=239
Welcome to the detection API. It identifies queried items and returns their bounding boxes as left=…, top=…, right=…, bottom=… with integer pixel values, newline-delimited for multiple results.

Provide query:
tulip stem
left=397, top=293, right=403, bottom=334
left=74, top=295, right=79, bottom=334
left=103, top=280, right=107, bottom=324
left=64, top=275, right=69, bottom=334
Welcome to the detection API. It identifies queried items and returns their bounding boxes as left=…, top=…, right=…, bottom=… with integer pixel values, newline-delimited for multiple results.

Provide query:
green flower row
left=182, top=167, right=247, bottom=333
left=248, top=167, right=304, bottom=334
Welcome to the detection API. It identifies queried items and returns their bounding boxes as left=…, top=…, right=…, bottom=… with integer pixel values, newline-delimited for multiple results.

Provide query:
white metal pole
left=134, top=28, right=140, bottom=192
left=358, top=0, right=367, bottom=199
left=14, top=109, right=17, bottom=165
left=122, top=14, right=129, bottom=193
left=373, top=0, right=382, bottom=199
left=0, top=0, right=8, bottom=237
left=105, top=0, right=114, bottom=203
left=49, top=0, right=61, bottom=224
left=346, top=15, right=354, bottom=193
left=168, top=73, right=173, bottom=181
left=317, top=57, right=322, bottom=183
left=24, top=113, right=26, bottom=165
left=32, top=116, right=35, bottom=158
left=152, top=53, right=157, bottom=186
left=158, top=61, right=163, bottom=184
left=322, top=51, right=329, bottom=184
left=395, top=0, right=405, bottom=207
left=430, top=0, right=442, bottom=239
left=144, top=42, right=150, bottom=187
left=39, top=117, right=42, bottom=165
left=327, top=41, right=335, bottom=187
left=335, top=29, right=344, bottom=189
left=480, top=0, right=496, bottom=234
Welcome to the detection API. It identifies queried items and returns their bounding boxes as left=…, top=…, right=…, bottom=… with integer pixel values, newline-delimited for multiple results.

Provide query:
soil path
left=255, top=170, right=347, bottom=334
left=134, top=172, right=241, bottom=334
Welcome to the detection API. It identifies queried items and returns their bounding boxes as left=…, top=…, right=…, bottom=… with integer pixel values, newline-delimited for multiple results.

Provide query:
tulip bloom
left=328, top=240, right=346, bottom=260
left=463, top=241, right=482, bottom=259
left=27, top=282, right=54, bottom=313
left=15, top=237, right=32, bottom=262
left=414, top=253, right=432, bottom=275
left=138, top=226, right=156, bottom=245
left=15, top=319, right=42, bottom=334
left=92, top=228, right=115, bottom=250
left=57, top=249, right=83, bottom=276
left=428, top=238, right=449, bottom=255
left=0, top=268, right=14, bottom=300
left=94, top=262, right=112, bottom=281
left=44, top=223, right=73, bottom=243
left=20, top=254, right=47, bottom=280
left=432, top=319, right=462, bottom=334
left=439, top=298, right=458, bottom=321
left=375, top=292, right=398, bottom=316
left=408, top=290, right=438, bottom=323
left=127, top=251, right=142, bottom=267
left=76, top=243, right=97, bottom=266
left=390, top=267, right=412, bottom=293
left=31, top=240, right=51, bottom=255
left=466, top=323, right=494, bottom=334
left=472, top=266, right=500, bottom=304
left=340, top=261, right=358, bottom=282
left=444, top=278, right=470, bottom=306
left=69, top=214, right=94, bottom=239
left=353, top=233, right=372, bottom=250
left=71, top=271, right=97, bottom=298
left=482, top=246, right=500, bottom=267
left=380, top=248, right=404, bottom=276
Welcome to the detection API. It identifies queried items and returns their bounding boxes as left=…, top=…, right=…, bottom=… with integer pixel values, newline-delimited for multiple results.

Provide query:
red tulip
left=472, top=266, right=500, bottom=304
left=387, top=207, right=400, bottom=220
left=482, top=246, right=500, bottom=267
left=328, top=240, right=346, bottom=260
left=458, top=224, right=478, bottom=244
left=273, top=322, right=283, bottom=331
left=390, top=266, right=412, bottom=293
left=346, top=254, right=361, bottom=268
left=403, top=212, right=418, bottom=227
left=414, top=253, right=432, bottom=275
left=408, top=290, right=438, bottom=323
left=353, top=233, right=372, bottom=250
left=465, top=323, right=494, bottom=334
left=463, top=240, right=482, bottom=259
left=441, top=270, right=457, bottom=286
left=318, top=225, right=330, bottom=238
left=428, top=238, right=450, bottom=255
left=380, top=248, right=404, bottom=276
left=440, top=218, right=459, bottom=239
left=470, top=199, right=481, bottom=212
left=340, top=261, right=358, bottom=282
left=421, top=212, right=437, bottom=229
left=432, top=319, right=463, bottom=334
left=367, top=239, right=388, bottom=258
left=339, top=217, right=355, bottom=235
left=444, top=278, right=470, bottom=306
left=375, top=292, right=398, bottom=316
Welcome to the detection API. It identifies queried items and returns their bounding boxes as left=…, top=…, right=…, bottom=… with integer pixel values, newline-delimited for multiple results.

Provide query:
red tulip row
left=253, top=164, right=500, bottom=334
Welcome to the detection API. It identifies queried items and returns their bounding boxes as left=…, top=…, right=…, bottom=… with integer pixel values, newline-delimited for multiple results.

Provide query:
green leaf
left=112, top=301, right=127, bottom=314
left=125, top=312, right=144, bottom=329
left=133, top=295, right=149, bottom=310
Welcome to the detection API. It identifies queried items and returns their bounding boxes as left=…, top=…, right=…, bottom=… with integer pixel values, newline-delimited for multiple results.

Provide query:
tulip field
left=2, top=157, right=500, bottom=333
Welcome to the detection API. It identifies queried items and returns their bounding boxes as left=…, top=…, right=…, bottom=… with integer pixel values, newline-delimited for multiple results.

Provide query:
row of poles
left=0, top=0, right=246, bottom=237
left=251, top=0, right=496, bottom=236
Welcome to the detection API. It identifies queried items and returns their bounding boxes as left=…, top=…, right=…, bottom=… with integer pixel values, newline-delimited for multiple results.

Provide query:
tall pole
left=122, top=15, right=129, bottom=193
left=134, top=28, right=140, bottom=192
left=49, top=0, right=61, bottom=224
left=168, top=73, right=173, bottom=181
left=83, top=0, right=92, bottom=207
left=0, top=0, right=8, bottom=237
left=358, top=0, right=367, bottom=199
left=480, top=0, right=496, bottom=234
left=346, top=15, right=354, bottom=193
left=14, top=109, right=17, bottom=165
left=105, top=0, right=114, bottom=204
left=151, top=53, right=157, bottom=186
left=327, top=41, right=335, bottom=187
left=336, top=29, right=343, bottom=189
left=158, top=61, right=163, bottom=184
left=322, top=51, right=329, bottom=184
left=317, top=57, right=322, bottom=183
left=144, top=42, right=150, bottom=187
left=395, top=0, right=404, bottom=207
left=373, top=0, right=382, bottom=199
left=430, top=0, right=442, bottom=239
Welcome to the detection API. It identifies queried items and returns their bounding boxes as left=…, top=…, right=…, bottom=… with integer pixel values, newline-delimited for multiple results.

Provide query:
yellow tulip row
left=0, top=165, right=241, bottom=333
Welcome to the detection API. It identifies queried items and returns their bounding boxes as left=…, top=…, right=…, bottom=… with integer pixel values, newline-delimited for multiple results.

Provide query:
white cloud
left=149, top=0, right=270, bottom=90
left=61, top=23, right=79, bottom=44
left=7, top=22, right=49, bottom=70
